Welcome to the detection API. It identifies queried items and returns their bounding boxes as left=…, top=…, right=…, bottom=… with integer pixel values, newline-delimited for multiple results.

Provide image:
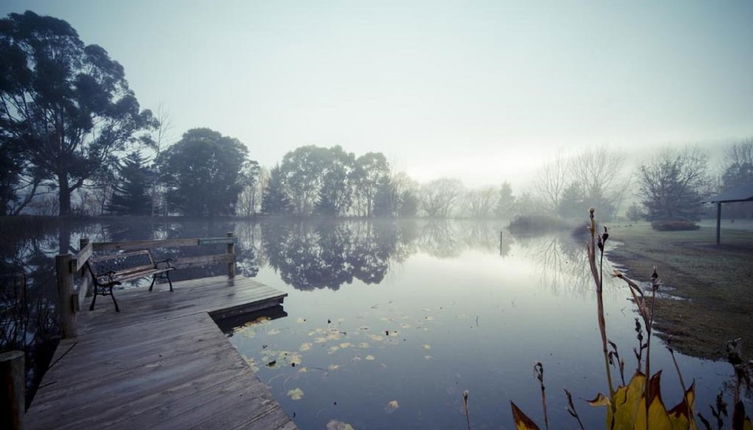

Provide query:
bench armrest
left=153, top=258, right=174, bottom=269
left=96, top=271, right=122, bottom=286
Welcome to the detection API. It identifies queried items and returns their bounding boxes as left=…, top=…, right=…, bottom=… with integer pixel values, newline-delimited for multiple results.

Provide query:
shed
left=707, top=183, right=753, bottom=244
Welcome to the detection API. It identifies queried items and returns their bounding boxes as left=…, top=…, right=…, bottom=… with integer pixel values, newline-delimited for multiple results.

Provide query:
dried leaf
left=511, top=402, right=541, bottom=430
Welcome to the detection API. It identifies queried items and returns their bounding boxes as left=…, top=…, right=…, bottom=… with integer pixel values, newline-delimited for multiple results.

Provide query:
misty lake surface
left=3, top=218, right=733, bottom=429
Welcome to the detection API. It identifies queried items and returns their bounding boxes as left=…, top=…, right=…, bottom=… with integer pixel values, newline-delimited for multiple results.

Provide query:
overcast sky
left=2, top=0, right=752, bottom=188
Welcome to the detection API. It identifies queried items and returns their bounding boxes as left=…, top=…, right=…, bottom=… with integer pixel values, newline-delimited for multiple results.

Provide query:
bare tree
left=149, top=105, right=173, bottom=216
left=568, top=148, right=628, bottom=219
left=465, top=186, right=498, bottom=218
left=534, top=152, right=570, bottom=212
left=420, top=178, right=464, bottom=218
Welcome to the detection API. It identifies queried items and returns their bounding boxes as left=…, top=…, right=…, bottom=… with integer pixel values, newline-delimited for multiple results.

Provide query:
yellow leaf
left=609, top=372, right=647, bottom=430
left=588, top=393, right=611, bottom=407
left=668, top=382, right=697, bottom=430
left=634, top=372, right=672, bottom=430
left=511, top=402, right=541, bottom=430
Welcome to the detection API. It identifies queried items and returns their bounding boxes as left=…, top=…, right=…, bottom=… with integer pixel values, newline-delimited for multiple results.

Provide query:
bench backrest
left=88, top=250, right=155, bottom=276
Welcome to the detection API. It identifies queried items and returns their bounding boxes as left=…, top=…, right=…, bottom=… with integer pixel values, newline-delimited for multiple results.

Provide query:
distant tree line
left=2, top=11, right=751, bottom=221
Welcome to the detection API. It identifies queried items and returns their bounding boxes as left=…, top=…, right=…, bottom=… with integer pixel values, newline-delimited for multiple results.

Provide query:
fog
left=2, top=0, right=751, bottom=190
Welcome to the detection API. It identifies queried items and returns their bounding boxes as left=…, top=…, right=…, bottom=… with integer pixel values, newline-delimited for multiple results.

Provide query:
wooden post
left=55, top=254, right=77, bottom=338
left=716, top=202, right=722, bottom=245
left=226, top=232, right=236, bottom=278
left=79, top=238, right=92, bottom=298
left=0, top=350, right=25, bottom=430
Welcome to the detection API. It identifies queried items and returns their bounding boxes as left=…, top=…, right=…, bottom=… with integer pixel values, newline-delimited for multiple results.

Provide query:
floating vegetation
left=326, top=420, right=355, bottom=430
left=385, top=400, right=400, bottom=414
left=365, top=355, right=375, bottom=361
left=299, top=342, right=312, bottom=352
left=286, top=388, right=304, bottom=400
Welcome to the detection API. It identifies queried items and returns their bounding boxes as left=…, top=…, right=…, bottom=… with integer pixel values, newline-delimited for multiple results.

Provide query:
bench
left=85, top=249, right=175, bottom=312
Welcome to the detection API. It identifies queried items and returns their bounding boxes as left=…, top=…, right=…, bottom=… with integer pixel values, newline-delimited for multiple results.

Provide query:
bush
left=507, top=214, right=567, bottom=235
left=651, top=219, right=700, bottom=231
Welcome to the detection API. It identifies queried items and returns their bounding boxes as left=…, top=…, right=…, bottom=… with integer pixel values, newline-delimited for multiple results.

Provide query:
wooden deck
left=25, top=276, right=298, bottom=430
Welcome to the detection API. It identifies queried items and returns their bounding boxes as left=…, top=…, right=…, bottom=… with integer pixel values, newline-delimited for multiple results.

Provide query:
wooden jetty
left=5, top=235, right=298, bottom=430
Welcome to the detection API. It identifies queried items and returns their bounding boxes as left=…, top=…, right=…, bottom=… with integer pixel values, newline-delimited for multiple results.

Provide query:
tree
left=262, top=165, right=291, bottom=214
left=535, top=153, right=569, bottom=213
left=159, top=128, right=249, bottom=216
left=236, top=160, right=261, bottom=217
left=626, top=203, right=644, bottom=222
left=353, top=152, right=391, bottom=217
left=420, top=178, right=464, bottom=218
left=147, top=104, right=173, bottom=216
left=568, top=148, right=625, bottom=220
left=721, top=139, right=753, bottom=191
left=465, top=186, right=498, bottom=218
left=719, top=139, right=753, bottom=219
left=278, top=146, right=330, bottom=215
left=391, top=172, right=420, bottom=217
left=557, top=182, right=586, bottom=219
left=0, top=11, right=157, bottom=215
left=316, top=146, right=356, bottom=216
left=108, top=151, right=151, bottom=215
left=373, top=177, right=397, bottom=217
left=495, top=182, right=516, bottom=218
left=0, top=135, right=41, bottom=215
left=638, top=147, right=709, bottom=221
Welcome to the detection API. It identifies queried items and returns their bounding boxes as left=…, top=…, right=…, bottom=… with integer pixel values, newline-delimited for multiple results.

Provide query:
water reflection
left=0, top=217, right=735, bottom=427
left=1, top=218, right=587, bottom=293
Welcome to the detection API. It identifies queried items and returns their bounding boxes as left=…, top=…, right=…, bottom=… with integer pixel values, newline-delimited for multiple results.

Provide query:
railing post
left=226, top=232, right=236, bottom=278
left=55, top=254, right=77, bottom=338
left=0, top=350, right=25, bottom=430
left=79, top=238, right=92, bottom=297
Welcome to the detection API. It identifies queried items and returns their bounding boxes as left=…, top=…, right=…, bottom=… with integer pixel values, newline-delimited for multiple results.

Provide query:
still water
left=0, top=218, right=735, bottom=429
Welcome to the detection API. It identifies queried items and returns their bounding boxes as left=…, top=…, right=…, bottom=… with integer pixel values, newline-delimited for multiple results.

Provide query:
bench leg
left=167, top=272, right=173, bottom=292
left=110, top=286, right=120, bottom=312
left=149, top=275, right=156, bottom=292
left=89, top=289, right=98, bottom=311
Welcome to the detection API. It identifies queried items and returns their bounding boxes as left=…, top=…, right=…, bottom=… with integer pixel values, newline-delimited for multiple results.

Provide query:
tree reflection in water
left=262, top=220, right=397, bottom=290
left=260, top=219, right=520, bottom=291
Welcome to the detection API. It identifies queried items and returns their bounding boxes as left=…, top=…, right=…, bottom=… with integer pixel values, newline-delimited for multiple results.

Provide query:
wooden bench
left=85, top=250, right=175, bottom=312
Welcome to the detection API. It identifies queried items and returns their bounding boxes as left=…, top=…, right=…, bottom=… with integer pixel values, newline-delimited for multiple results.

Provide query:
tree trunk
left=58, top=174, right=72, bottom=216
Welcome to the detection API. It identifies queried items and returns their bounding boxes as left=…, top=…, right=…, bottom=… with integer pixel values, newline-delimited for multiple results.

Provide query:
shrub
left=651, top=219, right=700, bottom=231
left=507, top=214, right=567, bottom=235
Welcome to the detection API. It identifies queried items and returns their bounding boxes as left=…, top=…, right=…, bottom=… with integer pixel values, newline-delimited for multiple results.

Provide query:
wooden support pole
left=226, top=232, right=236, bottom=278
left=0, top=350, right=25, bottom=430
left=716, top=202, right=722, bottom=245
left=55, top=254, right=77, bottom=338
left=79, top=238, right=92, bottom=298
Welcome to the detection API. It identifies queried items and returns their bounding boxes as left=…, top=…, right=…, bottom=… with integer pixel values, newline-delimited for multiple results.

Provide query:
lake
left=0, top=217, right=734, bottom=429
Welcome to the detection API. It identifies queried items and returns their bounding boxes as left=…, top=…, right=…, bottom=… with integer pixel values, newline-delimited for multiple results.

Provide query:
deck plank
left=26, top=275, right=296, bottom=430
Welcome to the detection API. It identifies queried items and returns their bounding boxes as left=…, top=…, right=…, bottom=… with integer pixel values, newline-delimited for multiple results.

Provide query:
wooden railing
left=55, top=233, right=238, bottom=339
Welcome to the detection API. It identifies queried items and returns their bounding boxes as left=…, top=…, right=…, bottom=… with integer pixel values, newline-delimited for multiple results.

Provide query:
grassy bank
left=606, top=222, right=753, bottom=360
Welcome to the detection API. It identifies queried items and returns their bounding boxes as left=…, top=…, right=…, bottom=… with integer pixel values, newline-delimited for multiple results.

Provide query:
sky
left=2, top=0, right=752, bottom=188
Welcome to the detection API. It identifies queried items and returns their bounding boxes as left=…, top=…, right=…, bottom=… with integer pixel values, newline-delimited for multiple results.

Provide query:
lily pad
left=287, top=388, right=304, bottom=400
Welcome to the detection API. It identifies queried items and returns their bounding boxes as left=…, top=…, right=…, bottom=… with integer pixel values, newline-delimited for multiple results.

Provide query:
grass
left=606, top=221, right=753, bottom=360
